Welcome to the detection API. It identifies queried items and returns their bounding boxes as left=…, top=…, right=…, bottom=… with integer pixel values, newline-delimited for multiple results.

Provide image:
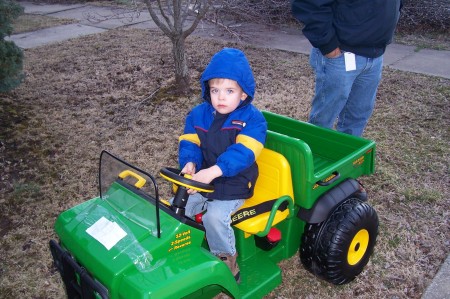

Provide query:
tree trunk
left=171, top=36, right=191, bottom=95
left=143, top=0, right=212, bottom=96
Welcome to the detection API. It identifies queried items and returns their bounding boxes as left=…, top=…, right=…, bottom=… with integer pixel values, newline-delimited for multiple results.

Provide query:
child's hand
left=188, top=165, right=222, bottom=194
left=181, top=162, right=196, bottom=175
left=181, top=162, right=198, bottom=194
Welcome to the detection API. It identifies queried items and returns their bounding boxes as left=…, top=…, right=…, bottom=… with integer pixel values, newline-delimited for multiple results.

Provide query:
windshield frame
left=98, top=150, right=161, bottom=238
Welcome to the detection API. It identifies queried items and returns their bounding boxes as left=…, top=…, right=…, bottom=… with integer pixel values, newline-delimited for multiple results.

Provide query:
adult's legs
left=337, top=55, right=384, bottom=136
left=308, top=47, right=355, bottom=129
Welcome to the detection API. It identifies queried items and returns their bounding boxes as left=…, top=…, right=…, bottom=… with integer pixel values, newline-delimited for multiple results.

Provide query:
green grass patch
left=401, top=188, right=442, bottom=203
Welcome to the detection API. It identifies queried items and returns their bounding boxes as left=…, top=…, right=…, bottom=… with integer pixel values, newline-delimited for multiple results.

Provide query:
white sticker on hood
left=86, top=216, right=127, bottom=250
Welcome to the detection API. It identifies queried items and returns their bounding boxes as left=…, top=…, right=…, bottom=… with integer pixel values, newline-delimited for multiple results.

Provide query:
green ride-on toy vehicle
left=50, top=111, right=379, bottom=298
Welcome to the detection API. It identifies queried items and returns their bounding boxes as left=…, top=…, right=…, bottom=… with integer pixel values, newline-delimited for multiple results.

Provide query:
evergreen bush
left=0, top=0, right=24, bottom=93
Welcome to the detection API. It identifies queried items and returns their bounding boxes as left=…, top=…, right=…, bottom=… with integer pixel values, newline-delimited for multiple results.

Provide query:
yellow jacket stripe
left=179, top=133, right=201, bottom=146
left=236, top=135, right=264, bottom=159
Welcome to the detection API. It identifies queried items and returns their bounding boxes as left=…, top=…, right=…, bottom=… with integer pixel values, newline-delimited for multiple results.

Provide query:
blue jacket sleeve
left=291, top=0, right=338, bottom=55
left=179, top=110, right=203, bottom=170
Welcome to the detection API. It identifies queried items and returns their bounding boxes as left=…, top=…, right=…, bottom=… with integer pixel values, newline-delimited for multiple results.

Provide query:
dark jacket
left=179, top=48, right=267, bottom=200
left=292, top=0, right=402, bottom=58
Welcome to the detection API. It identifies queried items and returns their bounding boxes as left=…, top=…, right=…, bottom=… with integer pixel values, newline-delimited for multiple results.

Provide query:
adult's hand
left=325, top=47, right=341, bottom=58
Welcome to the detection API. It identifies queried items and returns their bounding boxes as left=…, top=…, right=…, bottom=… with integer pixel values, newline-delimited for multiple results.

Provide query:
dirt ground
left=0, top=27, right=449, bottom=298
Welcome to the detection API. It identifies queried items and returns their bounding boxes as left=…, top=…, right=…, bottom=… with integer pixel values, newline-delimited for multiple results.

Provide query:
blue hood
left=200, top=48, right=256, bottom=104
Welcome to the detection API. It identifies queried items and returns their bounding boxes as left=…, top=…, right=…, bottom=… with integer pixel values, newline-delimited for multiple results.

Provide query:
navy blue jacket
left=292, top=0, right=402, bottom=58
left=179, top=48, right=267, bottom=200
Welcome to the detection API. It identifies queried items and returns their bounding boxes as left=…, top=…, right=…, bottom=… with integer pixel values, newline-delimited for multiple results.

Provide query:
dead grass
left=0, top=28, right=449, bottom=298
left=12, top=14, right=77, bottom=34
left=395, top=31, right=450, bottom=51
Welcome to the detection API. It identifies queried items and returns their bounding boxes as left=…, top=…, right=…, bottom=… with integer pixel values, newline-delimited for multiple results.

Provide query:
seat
left=233, top=148, right=294, bottom=236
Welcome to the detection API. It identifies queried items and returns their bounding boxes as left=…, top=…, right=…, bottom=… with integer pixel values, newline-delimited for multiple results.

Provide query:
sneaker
left=219, top=253, right=241, bottom=283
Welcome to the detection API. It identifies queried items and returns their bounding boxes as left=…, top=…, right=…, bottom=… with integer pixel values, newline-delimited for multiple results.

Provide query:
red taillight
left=267, top=228, right=281, bottom=243
left=195, top=213, right=203, bottom=223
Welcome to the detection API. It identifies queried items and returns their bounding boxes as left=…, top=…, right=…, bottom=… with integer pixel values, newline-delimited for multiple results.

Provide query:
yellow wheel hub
left=347, top=229, right=369, bottom=265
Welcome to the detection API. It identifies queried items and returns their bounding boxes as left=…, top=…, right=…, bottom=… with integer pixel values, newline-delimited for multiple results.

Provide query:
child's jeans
left=183, top=192, right=245, bottom=256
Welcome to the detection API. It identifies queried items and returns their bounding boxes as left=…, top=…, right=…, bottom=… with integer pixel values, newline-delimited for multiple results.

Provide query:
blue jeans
left=308, top=47, right=384, bottom=136
left=183, top=193, right=244, bottom=256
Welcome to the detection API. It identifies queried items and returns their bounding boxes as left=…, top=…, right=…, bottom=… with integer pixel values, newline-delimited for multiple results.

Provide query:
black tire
left=300, top=197, right=378, bottom=285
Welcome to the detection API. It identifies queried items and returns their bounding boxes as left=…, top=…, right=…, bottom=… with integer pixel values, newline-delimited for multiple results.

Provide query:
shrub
left=0, top=0, right=24, bottom=93
left=0, top=0, right=23, bottom=37
left=0, top=40, right=24, bottom=92
left=218, top=0, right=449, bottom=33
left=398, top=0, right=449, bottom=34
left=218, top=0, right=295, bottom=26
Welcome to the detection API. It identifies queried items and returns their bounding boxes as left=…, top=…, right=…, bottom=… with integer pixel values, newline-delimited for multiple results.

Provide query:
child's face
left=209, top=78, right=248, bottom=114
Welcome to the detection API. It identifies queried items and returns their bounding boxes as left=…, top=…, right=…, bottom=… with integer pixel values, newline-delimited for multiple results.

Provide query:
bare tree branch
left=143, top=0, right=171, bottom=36
left=182, top=0, right=212, bottom=38
left=140, top=0, right=213, bottom=95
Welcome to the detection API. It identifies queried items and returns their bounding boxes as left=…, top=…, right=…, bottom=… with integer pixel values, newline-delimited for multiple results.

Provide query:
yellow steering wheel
left=159, top=167, right=214, bottom=193
left=159, top=167, right=214, bottom=216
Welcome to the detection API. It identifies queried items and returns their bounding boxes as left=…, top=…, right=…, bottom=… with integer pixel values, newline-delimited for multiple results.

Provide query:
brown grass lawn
left=0, top=28, right=449, bottom=298
left=12, top=14, right=77, bottom=34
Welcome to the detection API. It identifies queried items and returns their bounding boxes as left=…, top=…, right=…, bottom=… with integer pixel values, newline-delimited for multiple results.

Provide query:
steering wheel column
left=159, top=167, right=214, bottom=216
left=171, top=185, right=190, bottom=216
